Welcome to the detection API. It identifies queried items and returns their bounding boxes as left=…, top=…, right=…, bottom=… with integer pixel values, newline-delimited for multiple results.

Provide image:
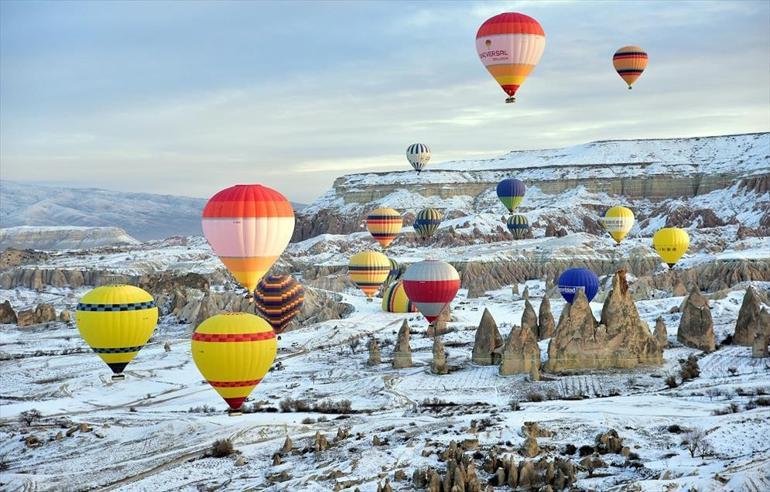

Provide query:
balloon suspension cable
left=111, top=374, right=126, bottom=381
left=505, top=96, right=516, bottom=103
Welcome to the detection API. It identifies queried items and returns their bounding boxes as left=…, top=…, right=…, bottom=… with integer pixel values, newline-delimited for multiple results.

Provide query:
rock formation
left=16, top=303, right=58, bottom=327
left=734, top=286, right=765, bottom=346
left=537, top=296, right=556, bottom=340
left=499, top=324, right=541, bottom=380
left=678, top=286, right=716, bottom=352
left=654, top=316, right=668, bottom=349
left=367, top=338, right=381, bottom=366
left=431, top=336, right=448, bottom=375
left=521, top=297, right=538, bottom=337
left=545, top=271, right=662, bottom=372
left=427, top=305, right=450, bottom=337
left=521, top=436, right=540, bottom=458
left=0, top=300, right=17, bottom=324
left=392, top=320, right=413, bottom=368
left=752, top=308, right=769, bottom=358
left=472, top=308, right=503, bottom=365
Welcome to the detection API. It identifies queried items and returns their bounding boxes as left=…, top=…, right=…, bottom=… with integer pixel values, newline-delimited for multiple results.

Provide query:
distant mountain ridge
left=0, top=181, right=306, bottom=241
left=0, top=226, right=140, bottom=251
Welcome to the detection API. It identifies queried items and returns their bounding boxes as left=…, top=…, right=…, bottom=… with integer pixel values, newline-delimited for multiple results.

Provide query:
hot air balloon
left=602, top=206, right=635, bottom=245
left=192, top=312, right=277, bottom=413
left=414, top=208, right=443, bottom=241
left=382, top=280, right=418, bottom=313
left=476, top=12, right=545, bottom=103
left=349, top=250, right=392, bottom=300
left=76, top=285, right=158, bottom=379
left=366, top=208, right=402, bottom=249
left=384, top=257, right=402, bottom=287
left=402, top=260, right=461, bottom=326
left=406, top=143, right=431, bottom=173
left=506, top=214, right=529, bottom=239
left=613, top=46, right=648, bottom=89
left=253, top=274, right=305, bottom=334
left=653, top=227, right=689, bottom=268
left=558, top=268, right=599, bottom=304
left=202, top=184, right=295, bottom=297
left=497, top=178, right=526, bottom=212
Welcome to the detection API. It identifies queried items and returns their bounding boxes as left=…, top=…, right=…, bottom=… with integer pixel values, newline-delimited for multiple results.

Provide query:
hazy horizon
left=2, top=0, right=769, bottom=203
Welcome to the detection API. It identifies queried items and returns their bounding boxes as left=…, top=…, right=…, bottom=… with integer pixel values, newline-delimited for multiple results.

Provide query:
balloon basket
left=111, top=374, right=126, bottom=381
left=228, top=410, right=243, bottom=417
left=505, top=96, right=516, bottom=103
left=366, top=298, right=373, bottom=303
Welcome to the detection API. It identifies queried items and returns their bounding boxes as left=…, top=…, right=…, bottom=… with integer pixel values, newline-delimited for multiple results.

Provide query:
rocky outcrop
left=678, top=286, right=716, bottom=352
left=734, top=286, right=766, bottom=346
left=545, top=271, right=662, bottom=372
left=431, top=336, right=448, bottom=375
left=752, top=308, right=769, bottom=358
left=392, top=320, right=413, bottom=369
left=367, top=338, right=381, bottom=366
left=537, top=296, right=556, bottom=340
left=654, top=316, right=668, bottom=349
left=472, top=308, right=503, bottom=365
left=521, top=298, right=538, bottom=337
left=499, top=325, right=540, bottom=380
left=0, top=300, right=17, bottom=324
left=16, top=303, right=57, bottom=327
left=427, top=305, right=450, bottom=337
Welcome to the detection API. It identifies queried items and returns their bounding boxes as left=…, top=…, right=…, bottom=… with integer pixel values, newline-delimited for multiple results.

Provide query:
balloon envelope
left=253, top=274, right=305, bottom=333
left=506, top=214, right=529, bottom=239
left=192, top=312, right=277, bottom=410
left=402, top=260, right=461, bottom=324
left=476, top=12, right=545, bottom=102
left=653, top=227, right=689, bottom=267
left=558, top=268, right=599, bottom=304
left=349, top=250, right=391, bottom=298
left=382, top=280, right=418, bottom=313
left=76, top=285, right=158, bottom=375
left=414, top=208, right=443, bottom=240
left=202, top=184, right=295, bottom=293
left=602, top=206, right=635, bottom=244
left=497, top=178, right=526, bottom=212
left=366, top=208, right=402, bottom=249
left=406, top=143, right=431, bottom=173
left=613, top=46, right=648, bottom=89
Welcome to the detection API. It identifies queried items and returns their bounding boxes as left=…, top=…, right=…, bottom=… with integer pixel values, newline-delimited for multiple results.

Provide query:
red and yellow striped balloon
left=476, top=12, right=545, bottom=103
left=348, top=250, right=391, bottom=299
left=613, top=46, right=648, bottom=89
left=366, top=208, right=402, bottom=249
left=191, top=312, right=277, bottom=411
left=202, top=185, right=294, bottom=294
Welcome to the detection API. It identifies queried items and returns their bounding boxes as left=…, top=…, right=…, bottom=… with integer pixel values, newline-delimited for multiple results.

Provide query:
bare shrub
left=679, top=355, right=700, bottom=381
left=508, top=399, right=521, bottom=411
left=20, top=409, right=42, bottom=426
left=665, top=375, right=679, bottom=388
left=727, top=367, right=738, bottom=377
left=712, top=403, right=740, bottom=415
left=527, top=391, right=544, bottom=402
left=682, top=428, right=712, bottom=458
left=211, top=439, right=235, bottom=458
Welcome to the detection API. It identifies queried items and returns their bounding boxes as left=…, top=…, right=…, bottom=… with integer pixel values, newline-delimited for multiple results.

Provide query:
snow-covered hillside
left=0, top=226, right=140, bottom=251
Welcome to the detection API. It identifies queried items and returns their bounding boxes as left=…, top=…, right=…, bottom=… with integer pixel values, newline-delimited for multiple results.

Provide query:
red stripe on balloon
left=402, top=279, right=461, bottom=303
left=192, top=332, right=276, bottom=342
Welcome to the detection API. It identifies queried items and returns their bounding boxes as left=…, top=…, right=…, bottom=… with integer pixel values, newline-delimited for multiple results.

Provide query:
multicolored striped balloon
left=602, top=206, right=635, bottom=245
left=402, top=260, right=461, bottom=325
left=497, top=178, right=526, bottom=212
left=506, top=214, right=529, bottom=239
left=76, top=285, right=158, bottom=378
left=384, top=257, right=402, bottom=287
left=253, top=274, right=305, bottom=333
left=348, top=250, right=391, bottom=299
left=476, top=12, right=545, bottom=103
left=202, top=184, right=295, bottom=295
left=381, top=280, right=417, bottom=313
left=613, top=46, right=648, bottom=89
left=414, top=208, right=443, bottom=241
left=366, top=208, right=402, bottom=249
left=191, top=312, right=277, bottom=411
left=406, top=143, right=431, bottom=173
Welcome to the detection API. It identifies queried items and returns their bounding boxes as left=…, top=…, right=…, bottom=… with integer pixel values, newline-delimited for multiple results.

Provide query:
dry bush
left=211, top=439, right=235, bottom=457
left=682, top=428, right=712, bottom=458
left=527, top=391, right=544, bottom=402
left=665, top=375, right=679, bottom=388
left=20, top=409, right=42, bottom=426
left=679, top=355, right=700, bottom=381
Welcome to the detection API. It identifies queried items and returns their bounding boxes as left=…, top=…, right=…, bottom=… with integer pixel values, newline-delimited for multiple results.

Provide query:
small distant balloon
left=613, top=46, right=648, bottom=89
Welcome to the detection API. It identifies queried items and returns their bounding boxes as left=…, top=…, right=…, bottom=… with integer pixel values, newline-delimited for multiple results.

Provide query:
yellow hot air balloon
left=653, top=228, right=690, bottom=267
left=191, top=312, right=277, bottom=413
left=602, top=206, right=635, bottom=245
left=348, top=250, right=391, bottom=300
left=76, top=285, right=158, bottom=380
left=366, top=208, right=402, bottom=249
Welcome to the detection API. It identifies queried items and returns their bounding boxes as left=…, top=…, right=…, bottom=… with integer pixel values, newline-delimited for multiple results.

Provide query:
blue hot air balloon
left=496, top=178, right=526, bottom=212
left=557, top=268, right=599, bottom=304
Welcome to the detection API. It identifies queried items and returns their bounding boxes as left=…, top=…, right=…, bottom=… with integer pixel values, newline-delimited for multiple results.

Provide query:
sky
left=1, top=0, right=769, bottom=204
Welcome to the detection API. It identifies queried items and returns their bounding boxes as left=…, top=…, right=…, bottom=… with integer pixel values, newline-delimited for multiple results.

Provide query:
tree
left=683, top=428, right=712, bottom=458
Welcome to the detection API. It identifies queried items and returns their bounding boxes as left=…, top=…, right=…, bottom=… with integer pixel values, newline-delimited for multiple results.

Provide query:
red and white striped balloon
left=401, top=260, right=461, bottom=325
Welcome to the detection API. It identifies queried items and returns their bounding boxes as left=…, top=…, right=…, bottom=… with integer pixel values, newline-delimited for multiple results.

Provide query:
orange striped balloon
left=191, top=312, right=277, bottom=411
left=366, top=208, right=402, bottom=249
left=202, top=184, right=295, bottom=294
left=348, top=250, right=391, bottom=299
left=613, top=46, right=648, bottom=89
